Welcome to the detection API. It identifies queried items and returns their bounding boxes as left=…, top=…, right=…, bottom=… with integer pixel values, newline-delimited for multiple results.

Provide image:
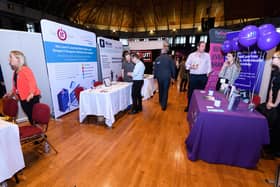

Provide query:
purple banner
left=226, top=31, right=266, bottom=93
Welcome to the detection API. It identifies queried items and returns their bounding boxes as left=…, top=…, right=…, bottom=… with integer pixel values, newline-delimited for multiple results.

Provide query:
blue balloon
left=259, top=24, right=275, bottom=36
left=221, top=40, right=232, bottom=53
left=231, top=37, right=241, bottom=51
left=257, top=31, right=280, bottom=51
left=238, top=25, right=259, bottom=47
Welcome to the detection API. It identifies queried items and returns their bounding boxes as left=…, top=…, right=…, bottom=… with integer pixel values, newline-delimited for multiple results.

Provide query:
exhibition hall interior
left=1, top=0, right=280, bottom=186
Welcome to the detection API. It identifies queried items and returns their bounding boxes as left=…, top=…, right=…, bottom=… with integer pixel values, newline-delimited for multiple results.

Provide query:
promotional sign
left=97, top=37, right=123, bottom=81
left=131, top=50, right=153, bottom=63
left=227, top=31, right=265, bottom=93
left=207, top=29, right=231, bottom=90
left=41, top=19, right=98, bottom=118
left=130, top=49, right=161, bottom=74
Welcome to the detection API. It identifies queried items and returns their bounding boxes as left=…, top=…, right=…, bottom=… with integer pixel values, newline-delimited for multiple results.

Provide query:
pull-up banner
left=97, top=37, right=123, bottom=81
left=207, top=29, right=231, bottom=90
left=226, top=31, right=265, bottom=93
left=41, top=19, right=98, bottom=118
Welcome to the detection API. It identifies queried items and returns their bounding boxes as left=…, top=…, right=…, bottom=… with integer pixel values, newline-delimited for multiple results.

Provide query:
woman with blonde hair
left=216, top=51, right=241, bottom=91
left=5, top=50, right=41, bottom=124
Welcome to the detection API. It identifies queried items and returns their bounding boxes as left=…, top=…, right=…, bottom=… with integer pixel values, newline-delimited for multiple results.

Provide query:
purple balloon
left=221, top=40, right=232, bottom=53
left=259, top=24, right=275, bottom=36
left=231, top=37, right=241, bottom=51
left=257, top=31, right=280, bottom=51
left=238, top=25, right=259, bottom=47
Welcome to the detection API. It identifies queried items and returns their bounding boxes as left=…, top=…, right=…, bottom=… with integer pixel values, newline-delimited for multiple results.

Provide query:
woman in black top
left=258, top=50, right=280, bottom=157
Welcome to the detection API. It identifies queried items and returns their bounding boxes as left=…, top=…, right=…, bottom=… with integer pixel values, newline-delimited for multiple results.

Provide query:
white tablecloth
left=141, top=74, right=156, bottom=100
left=0, top=120, right=25, bottom=183
left=79, top=82, right=132, bottom=127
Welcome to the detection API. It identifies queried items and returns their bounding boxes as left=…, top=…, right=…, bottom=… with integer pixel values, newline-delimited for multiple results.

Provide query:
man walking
left=153, top=41, right=176, bottom=111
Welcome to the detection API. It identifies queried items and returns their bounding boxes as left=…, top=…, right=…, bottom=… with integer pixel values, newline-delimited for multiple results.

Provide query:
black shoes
left=128, top=110, right=138, bottom=115
left=161, top=105, right=167, bottom=111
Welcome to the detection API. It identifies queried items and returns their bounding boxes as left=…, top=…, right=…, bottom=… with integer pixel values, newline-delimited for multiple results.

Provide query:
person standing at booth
left=121, top=50, right=135, bottom=82
left=216, top=51, right=241, bottom=91
left=184, top=41, right=211, bottom=112
left=257, top=50, right=280, bottom=157
left=153, top=41, right=176, bottom=111
left=5, top=50, right=41, bottom=124
left=127, top=53, right=145, bottom=114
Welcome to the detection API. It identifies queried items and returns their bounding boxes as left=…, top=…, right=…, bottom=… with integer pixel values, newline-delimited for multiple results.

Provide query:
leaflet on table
left=207, top=109, right=225, bottom=112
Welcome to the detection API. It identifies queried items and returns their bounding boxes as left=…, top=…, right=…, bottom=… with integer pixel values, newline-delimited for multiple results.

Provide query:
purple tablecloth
left=186, top=90, right=270, bottom=168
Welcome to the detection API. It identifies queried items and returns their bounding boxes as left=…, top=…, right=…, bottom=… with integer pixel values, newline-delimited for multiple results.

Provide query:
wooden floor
left=7, top=83, right=280, bottom=187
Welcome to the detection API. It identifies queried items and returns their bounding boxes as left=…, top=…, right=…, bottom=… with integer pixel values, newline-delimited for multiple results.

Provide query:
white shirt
left=185, top=52, right=212, bottom=75
left=132, top=60, right=145, bottom=80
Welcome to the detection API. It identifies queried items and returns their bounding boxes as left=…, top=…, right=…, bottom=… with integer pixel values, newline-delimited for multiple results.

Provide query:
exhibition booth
left=1, top=19, right=280, bottom=186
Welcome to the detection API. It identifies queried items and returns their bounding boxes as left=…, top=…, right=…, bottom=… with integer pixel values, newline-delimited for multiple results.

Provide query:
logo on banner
left=99, top=39, right=105, bottom=48
left=209, top=29, right=231, bottom=43
left=57, top=28, right=67, bottom=41
left=142, top=51, right=152, bottom=62
left=131, top=50, right=153, bottom=62
left=105, top=41, right=112, bottom=48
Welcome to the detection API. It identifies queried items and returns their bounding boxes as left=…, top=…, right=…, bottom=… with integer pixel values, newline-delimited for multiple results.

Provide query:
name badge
left=220, top=78, right=226, bottom=83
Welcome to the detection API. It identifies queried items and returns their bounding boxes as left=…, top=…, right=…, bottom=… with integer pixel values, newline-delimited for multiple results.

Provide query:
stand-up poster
left=41, top=19, right=98, bottom=118
left=207, top=29, right=231, bottom=90
left=226, top=31, right=265, bottom=93
left=97, top=37, right=123, bottom=81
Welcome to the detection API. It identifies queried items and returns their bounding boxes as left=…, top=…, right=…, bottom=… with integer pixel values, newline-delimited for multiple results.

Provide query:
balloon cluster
left=221, top=24, right=280, bottom=53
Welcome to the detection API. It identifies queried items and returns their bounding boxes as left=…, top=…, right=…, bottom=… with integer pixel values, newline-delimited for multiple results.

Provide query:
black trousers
left=132, top=80, right=144, bottom=111
left=20, top=95, right=40, bottom=125
left=180, top=78, right=188, bottom=91
left=157, top=78, right=170, bottom=109
left=257, top=103, right=280, bottom=153
left=187, top=74, right=208, bottom=108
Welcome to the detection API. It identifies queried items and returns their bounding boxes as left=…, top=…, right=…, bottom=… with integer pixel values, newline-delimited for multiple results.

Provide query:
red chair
left=19, top=103, right=58, bottom=154
left=94, top=81, right=103, bottom=87
left=74, top=86, right=84, bottom=103
left=252, top=95, right=261, bottom=107
left=117, top=76, right=123, bottom=82
left=2, top=97, right=18, bottom=123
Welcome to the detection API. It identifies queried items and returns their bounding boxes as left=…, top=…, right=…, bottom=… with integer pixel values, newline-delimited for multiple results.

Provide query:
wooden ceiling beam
left=118, top=8, right=125, bottom=32
left=179, top=0, right=183, bottom=32
left=73, top=0, right=89, bottom=22
left=151, top=0, right=159, bottom=31
left=84, top=0, right=108, bottom=25
left=107, top=5, right=114, bottom=31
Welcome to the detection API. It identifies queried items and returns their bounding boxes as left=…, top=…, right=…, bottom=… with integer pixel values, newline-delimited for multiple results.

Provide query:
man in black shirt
left=121, top=51, right=135, bottom=82
left=153, top=41, right=176, bottom=110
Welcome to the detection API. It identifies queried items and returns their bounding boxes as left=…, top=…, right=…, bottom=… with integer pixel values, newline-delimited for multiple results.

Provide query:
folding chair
left=2, top=97, right=18, bottom=123
left=74, top=86, right=84, bottom=103
left=19, top=103, right=58, bottom=154
left=94, top=81, right=103, bottom=87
